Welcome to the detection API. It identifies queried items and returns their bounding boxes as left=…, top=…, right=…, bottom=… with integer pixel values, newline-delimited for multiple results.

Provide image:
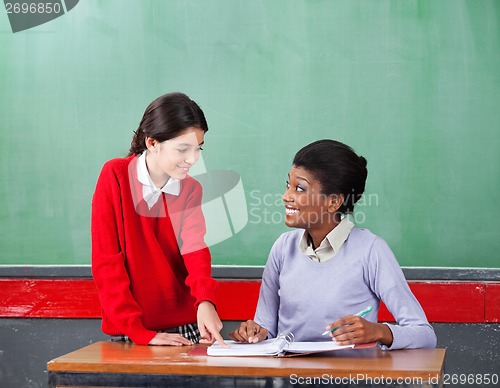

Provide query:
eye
left=285, top=181, right=290, bottom=189
left=177, top=149, right=189, bottom=154
left=296, top=185, right=305, bottom=192
left=196, top=146, right=204, bottom=151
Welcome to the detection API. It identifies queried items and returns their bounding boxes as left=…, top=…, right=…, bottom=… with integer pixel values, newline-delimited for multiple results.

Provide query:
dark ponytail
left=129, top=128, right=148, bottom=156
left=128, top=92, right=209, bottom=156
left=292, top=140, right=368, bottom=214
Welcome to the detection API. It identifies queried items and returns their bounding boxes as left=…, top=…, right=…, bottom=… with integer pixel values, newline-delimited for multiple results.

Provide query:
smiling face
left=145, top=127, right=204, bottom=187
left=283, top=165, right=343, bottom=245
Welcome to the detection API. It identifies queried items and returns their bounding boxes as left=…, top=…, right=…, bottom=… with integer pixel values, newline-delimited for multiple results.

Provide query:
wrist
left=377, top=323, right=394, bottom=347
left=197, top=300, right=215, bottom=310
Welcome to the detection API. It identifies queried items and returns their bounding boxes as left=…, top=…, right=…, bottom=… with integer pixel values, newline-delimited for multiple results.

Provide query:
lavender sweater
left=254, top=228, right=436, bottom=349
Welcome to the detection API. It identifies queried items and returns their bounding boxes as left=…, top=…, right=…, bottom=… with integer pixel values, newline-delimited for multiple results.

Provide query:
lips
left=285, top=206, right=299, bottom=216
left=178, top=166, right=190, bottom=173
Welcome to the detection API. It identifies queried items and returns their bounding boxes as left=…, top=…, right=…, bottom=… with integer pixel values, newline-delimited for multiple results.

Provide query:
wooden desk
left=48, top=342, right=446, bottom=387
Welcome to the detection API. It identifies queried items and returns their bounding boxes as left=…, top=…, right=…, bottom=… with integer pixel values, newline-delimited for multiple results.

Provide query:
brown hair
left=128, top=92, right=208, bottom=156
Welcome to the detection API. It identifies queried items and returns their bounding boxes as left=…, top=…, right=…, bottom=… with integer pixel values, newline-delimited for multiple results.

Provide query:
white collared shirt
left=137, top=151, right=180, bottom=209
left=299, top=216, right=354, bottom=263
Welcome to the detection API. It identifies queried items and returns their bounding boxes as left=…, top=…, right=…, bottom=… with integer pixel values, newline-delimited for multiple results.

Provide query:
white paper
left=207, top=339, right=354, bottom=357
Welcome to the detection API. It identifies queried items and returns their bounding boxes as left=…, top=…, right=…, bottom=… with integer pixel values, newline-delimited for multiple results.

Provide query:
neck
left=145, top=152, right=170, bottom=188
left=307, top=213, right=342, bottom=249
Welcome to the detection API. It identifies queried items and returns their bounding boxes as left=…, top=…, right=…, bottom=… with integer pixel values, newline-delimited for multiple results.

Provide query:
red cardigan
left=91, top=155, right=218, bottom=345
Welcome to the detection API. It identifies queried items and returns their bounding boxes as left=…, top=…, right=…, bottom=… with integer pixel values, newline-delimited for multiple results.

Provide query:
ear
left=145, top=136, right=157, bottom=152
left=328, top=194, right=344, bottom=213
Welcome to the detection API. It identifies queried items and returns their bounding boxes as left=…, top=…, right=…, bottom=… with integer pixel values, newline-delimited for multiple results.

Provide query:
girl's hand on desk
left=229, top=320, right=269, bottom=343
left=149, top=333, right=193, bottom=346
left=327, top=316, right=394, bottom=347
left=197, top=301, right=227, bottom=347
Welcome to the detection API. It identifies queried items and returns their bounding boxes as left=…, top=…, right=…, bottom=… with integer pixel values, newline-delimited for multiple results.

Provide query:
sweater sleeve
left=91, top=161, right=155, bottom=345
left=253, top=234, right=284, bottom=338
left=367, top=237, right=437, bottom=350
left=176, top=180, right=218, bottom=307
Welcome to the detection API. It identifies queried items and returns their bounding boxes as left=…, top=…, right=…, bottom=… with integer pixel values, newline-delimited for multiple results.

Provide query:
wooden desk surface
left=48, top=341, right=445, bottom=381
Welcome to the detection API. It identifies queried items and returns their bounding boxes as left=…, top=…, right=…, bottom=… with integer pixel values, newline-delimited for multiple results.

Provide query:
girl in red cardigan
left=92, top=93, right=226, bottom=346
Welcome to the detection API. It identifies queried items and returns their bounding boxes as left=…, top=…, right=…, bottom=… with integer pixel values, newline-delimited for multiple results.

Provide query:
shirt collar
left=137, top=151, right=180, bottom=196
left=324, top=216, right=354, bottom=253
left=299, top=216, right=354, bottom=259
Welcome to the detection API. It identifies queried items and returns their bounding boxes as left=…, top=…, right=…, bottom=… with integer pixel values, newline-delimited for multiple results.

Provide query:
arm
left=229, top=236, right=285, bottom=343
left=91, top=162, right=156, bottom=345
left=252, top=235, right=285, bottom=339
left=174, top=180, right=224, bottom=345
left=368, top=238, right=437, bottom=349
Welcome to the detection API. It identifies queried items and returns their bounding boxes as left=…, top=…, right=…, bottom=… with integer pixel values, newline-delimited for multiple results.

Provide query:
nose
left=185, top=150, right=199, bottom=165
left=282, top=187, right=293, bottom=204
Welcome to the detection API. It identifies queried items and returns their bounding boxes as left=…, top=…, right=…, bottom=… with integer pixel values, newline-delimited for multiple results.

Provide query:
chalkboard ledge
left=0, top=265, right=498, bottom=281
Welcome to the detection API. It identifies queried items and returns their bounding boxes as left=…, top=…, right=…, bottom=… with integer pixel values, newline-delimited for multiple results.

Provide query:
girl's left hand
left=197, top=301, right=227, bottom=347
left=326, top=316, right=393, bottom=347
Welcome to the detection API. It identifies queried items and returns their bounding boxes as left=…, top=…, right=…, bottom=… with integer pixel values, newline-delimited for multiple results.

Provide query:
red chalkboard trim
left=0, top=279, right=498, bottom=323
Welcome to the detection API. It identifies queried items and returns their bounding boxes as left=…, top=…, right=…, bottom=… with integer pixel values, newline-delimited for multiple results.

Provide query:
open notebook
left=207, top=333, right=358, bottom=357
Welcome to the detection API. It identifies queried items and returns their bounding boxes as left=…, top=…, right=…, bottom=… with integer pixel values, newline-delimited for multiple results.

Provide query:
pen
left=321, top=306, right=373, bottom=336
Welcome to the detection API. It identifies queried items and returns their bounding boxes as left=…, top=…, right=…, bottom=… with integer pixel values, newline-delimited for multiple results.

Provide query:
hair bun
left=359, top=156, right=367, bottom=168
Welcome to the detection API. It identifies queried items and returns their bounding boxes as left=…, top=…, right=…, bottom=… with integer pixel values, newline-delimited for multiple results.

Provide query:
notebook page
left=287, top=341, right=354, bottom=353
left=207, top=339, right=285, bottom=356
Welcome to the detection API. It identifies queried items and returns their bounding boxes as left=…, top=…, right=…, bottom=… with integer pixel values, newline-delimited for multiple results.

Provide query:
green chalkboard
left=1, top=0, right=499, bottom=267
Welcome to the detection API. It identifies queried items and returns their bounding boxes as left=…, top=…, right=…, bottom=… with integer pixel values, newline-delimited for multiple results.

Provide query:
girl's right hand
left=148, top=332, right=194, bottom=346
left=229, top=320, right=268, bottom=343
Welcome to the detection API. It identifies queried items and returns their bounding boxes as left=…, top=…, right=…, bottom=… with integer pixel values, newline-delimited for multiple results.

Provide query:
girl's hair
left=292, top=140, right=368, bottom=214
left=128, top=92, right=209, bottom=156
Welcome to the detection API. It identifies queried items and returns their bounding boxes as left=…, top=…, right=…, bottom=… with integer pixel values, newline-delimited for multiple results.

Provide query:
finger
left=332, top=315, right=364, bottom=333
left=229, top=328, right=247, bottom=342
left=199, top=329, right=214, bottom=344
left=334, top=335, right=365, bottom=346
left=236, top=323, right=252, bottom=342
left=332, top=322, right=358, bottom=339
left=198, top=323, right=209, bottom=341
left=333, top=315, right=355, bottom=328
left=150, top=335, right=191, bottom=346
left=333, top=326, right=365, bottom=345
left=167, top=334, right=193, bottom=345
left=250, top=328, right=268, bottom=343
left=211, top=329, right=227, bottom=347
left=326, top=316, right=347, bottom=332
left=246, top=322, right=261, bottom=343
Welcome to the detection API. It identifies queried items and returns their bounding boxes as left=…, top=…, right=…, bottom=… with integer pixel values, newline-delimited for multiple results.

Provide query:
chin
left=172, top=172, right=188, bottom=180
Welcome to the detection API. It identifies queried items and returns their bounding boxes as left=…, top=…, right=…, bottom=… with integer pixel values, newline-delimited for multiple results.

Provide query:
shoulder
left=348, top=227, right=389, bottom=249
left=182, top=175, right=202, bottom=192
left=269, top=229, right=303, bottom=256
left=275, top=229, right=303, bottom=246
left=349, top=228, right=399, bottom=272
left=94, top=156, right=135, bottom=193
left=263, top=229, right=303, bottom=274
left=99, top=155, right=134, bottom=178
left=178, top=176, right=203, bottom=205
left=346, top=228, right=397, bottom=265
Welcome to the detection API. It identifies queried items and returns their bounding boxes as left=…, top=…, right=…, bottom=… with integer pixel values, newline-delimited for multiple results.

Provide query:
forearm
left=382, top=323, right=437, bottom=350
